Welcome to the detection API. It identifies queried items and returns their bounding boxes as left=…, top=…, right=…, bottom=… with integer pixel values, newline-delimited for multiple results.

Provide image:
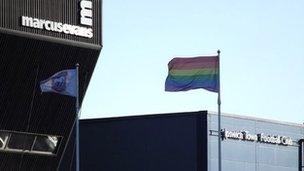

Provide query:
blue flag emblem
left=40, top=69, right=77, bottom=97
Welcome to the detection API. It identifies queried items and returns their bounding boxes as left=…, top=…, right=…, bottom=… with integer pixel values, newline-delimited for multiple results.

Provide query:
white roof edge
left=207, top=111, right=304, bottom=128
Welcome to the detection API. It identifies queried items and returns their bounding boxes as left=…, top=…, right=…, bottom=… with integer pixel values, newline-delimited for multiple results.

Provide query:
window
left=0, top=130, right=61, bottom=156
left=0, top=132, right=10, bottom=149
left=7, top=133, right=35, bottom=151
left=32, top=135, right=60, bottom=154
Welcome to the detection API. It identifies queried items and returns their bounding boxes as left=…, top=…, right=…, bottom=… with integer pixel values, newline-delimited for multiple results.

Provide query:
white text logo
left=21, top=16, right=93, bottom=38
left=222, top=130, right=293, bottom=146
left=80, top=0, right=93, bottom=26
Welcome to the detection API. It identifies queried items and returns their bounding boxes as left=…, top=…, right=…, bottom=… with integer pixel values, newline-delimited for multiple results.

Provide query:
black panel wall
left=0, top=0, right=102, bottom=45
left=0, top=32, right=100, bottom=170
left=0, top=0, right=102, bottom=170
left=61, top=111, right=208, bottom=171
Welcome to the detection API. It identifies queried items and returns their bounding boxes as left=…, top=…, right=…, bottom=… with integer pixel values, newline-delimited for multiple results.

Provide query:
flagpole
left=217, top=50, right=222, bottom=171
left=75, top=63, right=80, bottom=171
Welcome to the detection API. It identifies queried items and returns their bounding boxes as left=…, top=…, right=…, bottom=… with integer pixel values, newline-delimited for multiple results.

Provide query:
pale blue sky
left=81, top=0, right=304, bottom=124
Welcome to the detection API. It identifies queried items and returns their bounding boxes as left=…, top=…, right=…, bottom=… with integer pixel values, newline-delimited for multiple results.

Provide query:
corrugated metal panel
left=0, top=32, right=100, bottom=170
left=0, top=0, right=102, bottom=46
left=208, top=113, right=304, bottom=171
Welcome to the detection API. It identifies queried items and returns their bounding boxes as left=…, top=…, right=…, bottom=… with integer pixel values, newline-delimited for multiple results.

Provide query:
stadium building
left=62, top=111, right=304, bottom=171
left=0, top=0, right=102, bottom=170
left=1, top=1, right=303, bottom=171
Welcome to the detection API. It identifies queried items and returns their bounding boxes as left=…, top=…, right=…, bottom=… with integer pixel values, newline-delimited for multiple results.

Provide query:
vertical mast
left=75, top=63, right=80, bottom=171
left=217, top=50, right=222, bottom=171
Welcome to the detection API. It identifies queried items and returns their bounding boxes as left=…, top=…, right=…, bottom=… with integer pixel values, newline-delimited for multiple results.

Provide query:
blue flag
left=40, top=69, right=77, bottom=97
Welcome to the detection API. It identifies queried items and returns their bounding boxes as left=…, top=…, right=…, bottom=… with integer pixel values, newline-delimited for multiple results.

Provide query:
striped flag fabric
left=165, top=56, right=219, bottom=92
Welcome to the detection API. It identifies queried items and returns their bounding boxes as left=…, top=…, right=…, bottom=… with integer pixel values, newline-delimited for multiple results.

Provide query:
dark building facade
left=0, top=0, right=102, bottom=170
left=61, top=111, right=208, bottom=171
left=63, top=111, right=304, bottom=171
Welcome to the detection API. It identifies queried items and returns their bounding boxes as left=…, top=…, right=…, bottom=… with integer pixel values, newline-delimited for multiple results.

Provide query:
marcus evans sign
left=222, top=130, right=293, bottom=146
left=21, top=0, right=93, bottom=38
left=21, top=16, right=93, bottom=38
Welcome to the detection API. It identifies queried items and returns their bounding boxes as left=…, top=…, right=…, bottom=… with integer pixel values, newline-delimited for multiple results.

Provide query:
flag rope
left=18, top=64, right=40, bottom=170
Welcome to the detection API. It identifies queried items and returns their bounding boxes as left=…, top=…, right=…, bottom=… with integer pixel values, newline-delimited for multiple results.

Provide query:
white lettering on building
left=21, top=16, right=93, bottom=38
left=80, top=0, right=93, bottom=26
left=222, top=130, right=293, bottom=146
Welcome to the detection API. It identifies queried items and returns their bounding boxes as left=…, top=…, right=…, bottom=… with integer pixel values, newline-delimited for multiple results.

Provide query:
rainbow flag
left=165, top=56, right=219, bottom=92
